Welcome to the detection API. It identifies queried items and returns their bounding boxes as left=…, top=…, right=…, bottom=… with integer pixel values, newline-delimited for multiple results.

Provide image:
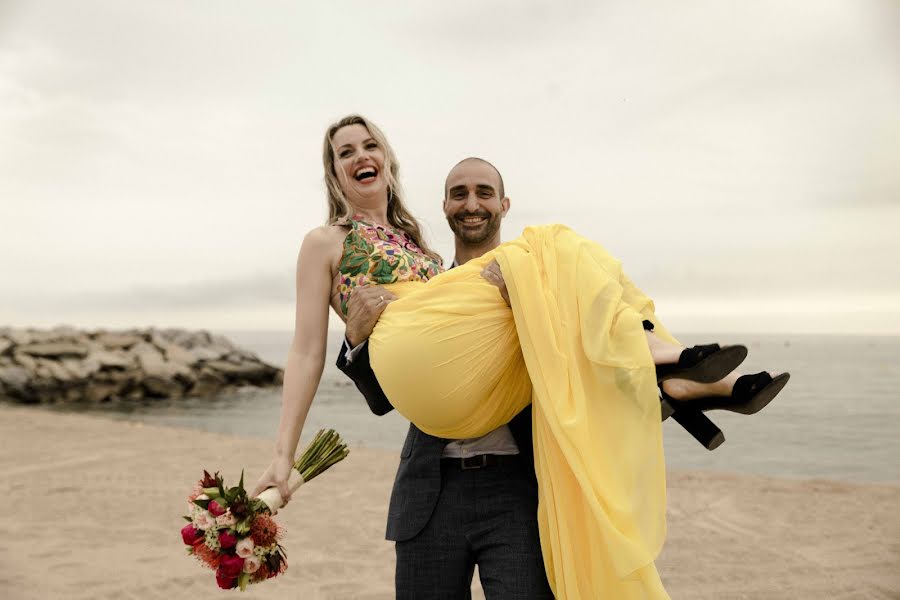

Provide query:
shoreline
left=2, top=404, right=898, bottom=599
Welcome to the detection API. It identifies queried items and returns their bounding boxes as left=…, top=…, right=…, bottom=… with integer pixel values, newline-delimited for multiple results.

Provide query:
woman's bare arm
left=251, top=226, right=341, bottom=501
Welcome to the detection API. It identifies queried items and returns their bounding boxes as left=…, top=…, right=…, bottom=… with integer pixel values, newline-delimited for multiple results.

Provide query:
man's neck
left=453, top=239, right=500, bottom=265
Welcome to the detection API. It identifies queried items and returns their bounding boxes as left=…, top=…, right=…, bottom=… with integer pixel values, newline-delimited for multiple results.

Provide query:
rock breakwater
left=0, top=326, right=283, bottom=403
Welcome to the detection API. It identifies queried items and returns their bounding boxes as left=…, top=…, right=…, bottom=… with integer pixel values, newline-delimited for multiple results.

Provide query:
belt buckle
left=461, top=455, right=488, bottom=470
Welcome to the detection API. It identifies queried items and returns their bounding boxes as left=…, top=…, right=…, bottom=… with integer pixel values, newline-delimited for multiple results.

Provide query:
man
left=337, top=157, right=727, bottom=598
left=336, top=157, right=553, bottom=599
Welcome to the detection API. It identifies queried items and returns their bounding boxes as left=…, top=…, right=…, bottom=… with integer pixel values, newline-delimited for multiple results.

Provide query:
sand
left=1, top=403, right=897, bottom=600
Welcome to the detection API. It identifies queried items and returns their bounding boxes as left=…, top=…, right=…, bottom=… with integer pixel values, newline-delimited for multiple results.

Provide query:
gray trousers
left=395, top=457, right=554, bottom=599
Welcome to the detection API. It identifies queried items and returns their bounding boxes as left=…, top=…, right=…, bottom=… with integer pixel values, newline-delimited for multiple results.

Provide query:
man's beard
left=446, top=212, right=501, bottom=246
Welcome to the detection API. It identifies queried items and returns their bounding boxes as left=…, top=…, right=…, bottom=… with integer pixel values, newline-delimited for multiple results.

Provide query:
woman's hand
left=481, top=259, right=511, bottom=307
left=345, top=285, right=397, bottom=347
left=250, top=454, right=296, bottom=506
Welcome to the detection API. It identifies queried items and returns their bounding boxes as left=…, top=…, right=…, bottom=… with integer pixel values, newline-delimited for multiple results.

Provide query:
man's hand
left=345, top=286, right=397, bottom=347
left=480, top=259, right=511, bottom=307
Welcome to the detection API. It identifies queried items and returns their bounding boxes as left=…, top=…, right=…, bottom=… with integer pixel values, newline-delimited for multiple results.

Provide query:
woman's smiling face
left=331, top=124, right=387, bottom=203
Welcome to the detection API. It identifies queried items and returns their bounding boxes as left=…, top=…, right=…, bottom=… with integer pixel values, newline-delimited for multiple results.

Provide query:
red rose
left=208, top=500, right=226, bottom=517
left=180, top=524, right=204, bottom=546
left=215, top=569, right=237, bottom=589
left=219, top=554, right=244, bottom=579
left=218, top=530, right=237, bottom=549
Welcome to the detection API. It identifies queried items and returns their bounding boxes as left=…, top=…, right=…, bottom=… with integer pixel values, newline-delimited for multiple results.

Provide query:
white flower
left=204, top=528, right=221, bottom=551
left=215, top=510, right=236, bottom=527
left=196, top=494, right=209, bottom=501
left=193, top=510, right=215, bottom=531
left=242, top=555, right=261, bottom=574
left=235, top=537, right=255, bottom=558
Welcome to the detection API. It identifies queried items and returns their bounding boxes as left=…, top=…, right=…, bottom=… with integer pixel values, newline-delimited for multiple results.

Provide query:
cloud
left=1, top=0, right=898, bottom=333
left=2, top=272, right=293, bottom=314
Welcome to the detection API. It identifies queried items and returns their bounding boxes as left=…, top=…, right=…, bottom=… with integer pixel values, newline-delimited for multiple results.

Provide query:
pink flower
left=242, top=555, right=261, bottom=574
left=188, top=482, right=203, bottom=501
left=180, top=524, right=204, bottom=546
left=219, top=554, right=244, bottom=579
left=193, top=510, right=215, bottom=531
left=235, top=537, right=255, bottom=558
left=215, top=510, right=236, bottom=527
left=218, top=530, right=237, bottom=549
left=215, top=569, right=237, bottom=589
left=208, top=500, right=226, bottom=517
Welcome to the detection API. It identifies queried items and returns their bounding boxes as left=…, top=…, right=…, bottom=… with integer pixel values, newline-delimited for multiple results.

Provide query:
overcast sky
left=1, top=0, right=898, bottom=334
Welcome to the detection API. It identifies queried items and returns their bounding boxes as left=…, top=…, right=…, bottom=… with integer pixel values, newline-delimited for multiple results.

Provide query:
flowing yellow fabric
left=369, top=225, right=676, bottom=599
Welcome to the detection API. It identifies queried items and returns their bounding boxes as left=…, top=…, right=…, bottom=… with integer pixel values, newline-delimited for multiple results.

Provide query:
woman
left=253, top=115, right=788, bottom=598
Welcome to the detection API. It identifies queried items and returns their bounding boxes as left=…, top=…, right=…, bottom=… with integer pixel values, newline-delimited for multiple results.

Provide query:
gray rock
left=94, top=332, right=144, bottom=350
left=85, top=381, right=126, bottom=402
left=190, top=367, right=228, bottom=397
left=189, top=346, right=229, bottom=362
left=143, top=376, right=184, bottom=398
left=0, top=365, right=30, bottom=397
left=6, top=329, right=33, bottom=345
left=88, top=350, right=133, bottom=370
left=12, top=352, right=38, bottom=371
left=210, top=334, right=235, bottom=350
left=39, top=359, right=73, bottom=382
left=205, top=359, right=277, bottom=382
left=0, top=339, right=12, bottom=355
left=61, top=353, right=101, bottom=379
left=18, top=343, right=89, bottom=358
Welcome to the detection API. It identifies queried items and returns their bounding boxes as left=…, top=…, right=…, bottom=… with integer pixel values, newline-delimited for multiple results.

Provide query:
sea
left=39, top=331, right=900, bottom=485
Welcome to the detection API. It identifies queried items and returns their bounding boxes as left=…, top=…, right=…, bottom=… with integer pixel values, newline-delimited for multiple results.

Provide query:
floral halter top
left=336, top=217, right=443, bottom=317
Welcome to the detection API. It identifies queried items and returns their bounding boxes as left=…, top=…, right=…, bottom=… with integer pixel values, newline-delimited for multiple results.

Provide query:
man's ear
left=501, top=196, right=511, bottom=217
left=442, top=196, right=450, bottom=215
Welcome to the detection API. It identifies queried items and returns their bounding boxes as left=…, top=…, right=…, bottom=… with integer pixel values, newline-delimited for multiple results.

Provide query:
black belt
left=442, top=454, right=519, bottom=470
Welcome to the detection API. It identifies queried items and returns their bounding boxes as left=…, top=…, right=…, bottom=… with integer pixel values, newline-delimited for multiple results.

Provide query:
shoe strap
left=733, top=372, right=772, bottom=399
left=678, top=344, right=721, bottom=368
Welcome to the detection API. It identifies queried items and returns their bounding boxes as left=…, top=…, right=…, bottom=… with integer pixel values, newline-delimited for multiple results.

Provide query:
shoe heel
left=671, top=409, right=725, bottom=451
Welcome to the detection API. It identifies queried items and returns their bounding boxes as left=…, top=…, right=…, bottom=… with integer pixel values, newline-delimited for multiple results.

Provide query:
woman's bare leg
left=645, top=331, right=685, bottom=364
left=646, top=332, right=768, bottom=399
left=661, top=372, right=741, bottom=400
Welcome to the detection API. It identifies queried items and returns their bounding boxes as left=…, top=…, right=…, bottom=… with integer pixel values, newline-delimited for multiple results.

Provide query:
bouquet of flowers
left=181, top=429, right=349, bottom=590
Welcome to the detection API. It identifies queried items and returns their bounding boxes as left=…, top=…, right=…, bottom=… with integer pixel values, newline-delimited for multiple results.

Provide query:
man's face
left=443, top=161, right=509, bottom=246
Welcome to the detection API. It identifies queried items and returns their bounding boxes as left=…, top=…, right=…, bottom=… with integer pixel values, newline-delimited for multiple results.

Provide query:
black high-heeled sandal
left=663, top=372, right=790, bottom=415
left=640, top=321, right=748, bottom=384
left=656, top=344, right=748, bottom=384
left=660, top=398, right=725, bottom=451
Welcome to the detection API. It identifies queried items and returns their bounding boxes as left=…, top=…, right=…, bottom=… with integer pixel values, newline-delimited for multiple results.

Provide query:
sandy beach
left=1, top=403, right=897, bottom=600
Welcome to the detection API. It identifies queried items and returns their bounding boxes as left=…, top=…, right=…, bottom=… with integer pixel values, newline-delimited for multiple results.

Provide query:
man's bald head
left=444, top=157, right=505, bottom=200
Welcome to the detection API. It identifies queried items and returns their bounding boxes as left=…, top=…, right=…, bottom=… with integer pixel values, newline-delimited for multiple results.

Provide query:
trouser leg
left=395, top=464, right=476, bottom=599
left=469, top=459, right=554, bottom=599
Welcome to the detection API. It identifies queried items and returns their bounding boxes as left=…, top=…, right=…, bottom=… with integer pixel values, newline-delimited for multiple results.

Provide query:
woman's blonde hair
left=322, top=114, right=441, bottom=262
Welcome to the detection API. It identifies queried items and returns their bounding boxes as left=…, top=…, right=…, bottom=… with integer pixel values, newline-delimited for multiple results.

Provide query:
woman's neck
left=349, top=198, right=389, bottom=225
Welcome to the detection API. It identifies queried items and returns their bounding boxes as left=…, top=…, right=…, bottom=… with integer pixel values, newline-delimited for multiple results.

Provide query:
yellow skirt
left=370, top=224, right=674, bottom=599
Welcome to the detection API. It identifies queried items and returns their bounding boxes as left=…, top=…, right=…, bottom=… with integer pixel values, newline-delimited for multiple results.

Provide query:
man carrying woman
left=252, top=115, right=789, bottom=599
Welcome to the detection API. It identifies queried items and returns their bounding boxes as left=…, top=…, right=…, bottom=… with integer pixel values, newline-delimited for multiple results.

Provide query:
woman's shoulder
left=297, top=224, right=347, bottom=265
left=304, top=223, right=348, bottom=244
